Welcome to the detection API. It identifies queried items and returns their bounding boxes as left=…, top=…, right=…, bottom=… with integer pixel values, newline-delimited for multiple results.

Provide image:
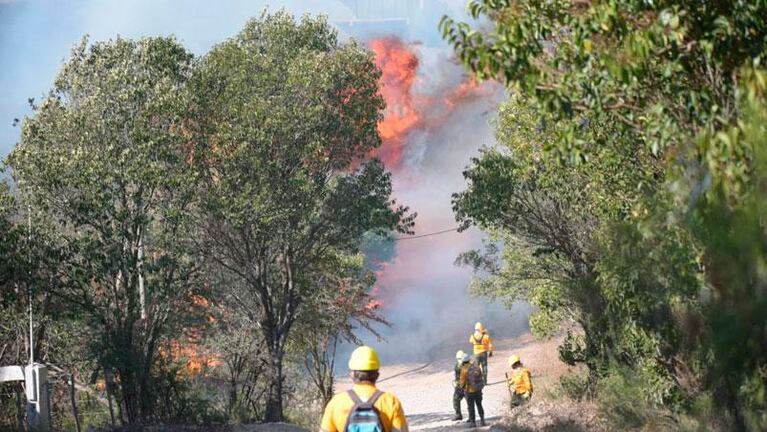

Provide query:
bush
left=597, top=367, right=677, bottom=431
left=560, top=372, right=590, bottom=401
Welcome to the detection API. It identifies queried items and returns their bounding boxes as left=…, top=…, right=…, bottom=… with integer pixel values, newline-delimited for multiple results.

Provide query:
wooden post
left=46, top=382, right=51, bottom=432
left=16, top=385, right=24, bottom=431
left=103, top=367, right=116, bottom=427
left=68, top=374, right=81, bottom=432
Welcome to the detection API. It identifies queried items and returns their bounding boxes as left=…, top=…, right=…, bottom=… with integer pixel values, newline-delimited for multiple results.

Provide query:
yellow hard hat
left=475, top=322, right=484, bottom=331
left=509, top=354, right=521, bottom=367
left=456, top=350, right=466, bottom=360
left=348, top=346, right=380, bottom=371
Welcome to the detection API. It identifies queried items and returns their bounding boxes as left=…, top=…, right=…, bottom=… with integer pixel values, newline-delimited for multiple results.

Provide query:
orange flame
left=365, top=283, right=384, bottom=310
left=159, top=339, right=221, bottom=378
left=443, top=77, right=495, bottom=109
left=157, top=293, right=221, bottom=378
left=370, top=37, right=421, bottom=168
left=365, top=299, right=383, bottom=310
left=369, top=37, right=499, bottom=170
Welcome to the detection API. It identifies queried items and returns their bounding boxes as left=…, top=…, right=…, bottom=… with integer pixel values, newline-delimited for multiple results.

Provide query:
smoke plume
left=349, top=34, right=531, bottom=365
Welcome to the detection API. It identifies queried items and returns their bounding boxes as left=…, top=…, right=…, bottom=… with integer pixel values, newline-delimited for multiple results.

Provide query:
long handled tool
left=504, top=372, right=514, bottom=407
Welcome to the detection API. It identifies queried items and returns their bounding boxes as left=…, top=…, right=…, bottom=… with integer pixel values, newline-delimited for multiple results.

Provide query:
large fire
left=370, top=37, right=421, bottom=167
left=369, top=37, right=498, bottom=170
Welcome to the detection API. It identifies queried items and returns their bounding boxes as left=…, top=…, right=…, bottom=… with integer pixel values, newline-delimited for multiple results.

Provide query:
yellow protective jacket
left=469, top=331, right=494, bottom=355
left=507, top=367, right=533, bottom=396
left=321, top=383, right=409, bottom=432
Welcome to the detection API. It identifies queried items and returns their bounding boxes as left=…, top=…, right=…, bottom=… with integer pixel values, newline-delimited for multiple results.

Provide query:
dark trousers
left=453, top=387, right=464, bottom=416
left=510, top=393, right=527, bottom=407
left=476, top=352, right=488, bottom=384
left=510, top=392, right=530, bottom=408
left=466, top=391, right=484, bottom=422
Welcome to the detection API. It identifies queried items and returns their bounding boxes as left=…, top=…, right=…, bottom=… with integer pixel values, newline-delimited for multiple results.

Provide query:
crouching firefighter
left=453, top=350, right=466, bottom=420
left=460, top=354, right=486, bottom=428
left=321, top=346, right=409, bottom=432
left=506, top=355, right=533, bottom=408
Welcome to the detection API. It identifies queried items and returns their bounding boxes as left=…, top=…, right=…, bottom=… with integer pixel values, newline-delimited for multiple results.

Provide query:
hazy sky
left=0, top=0, right=468, bottom=157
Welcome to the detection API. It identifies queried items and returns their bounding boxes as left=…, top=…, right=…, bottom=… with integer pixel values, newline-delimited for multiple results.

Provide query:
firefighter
left=452, top=350, right=466, bottom=420
left=459, top=354, right=485, bottom=428
left=506, top=354, right=533, bottom=408
left=469, top=322, right=493, bottom=384
left=321, top=346, right=409, bottom=432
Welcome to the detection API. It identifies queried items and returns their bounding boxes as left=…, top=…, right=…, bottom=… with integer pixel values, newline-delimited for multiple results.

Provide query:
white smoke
left=347, top=43, right=531, bottom=365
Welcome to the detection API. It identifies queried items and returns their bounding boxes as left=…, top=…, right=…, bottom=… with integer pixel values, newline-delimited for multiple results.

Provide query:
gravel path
left=335, top=333, right=568, bottom=432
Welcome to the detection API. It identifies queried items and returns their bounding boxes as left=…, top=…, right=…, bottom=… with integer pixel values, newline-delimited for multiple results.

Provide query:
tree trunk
left=264, top=351, right=284, bottom=422
left=138, top=367, right=153, bottom=421
left=119, top=367, right=140, bottom=423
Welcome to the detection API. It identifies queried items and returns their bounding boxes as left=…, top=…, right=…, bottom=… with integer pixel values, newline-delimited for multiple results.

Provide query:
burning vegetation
left=370, top=36, right=498, bottom=170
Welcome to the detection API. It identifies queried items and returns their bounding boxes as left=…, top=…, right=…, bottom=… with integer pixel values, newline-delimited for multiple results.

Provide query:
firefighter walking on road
left=459, top=354, right=486, bottom=428
left=469, top=322, right=493, bottom=384
left=321, top=346, right=409, bottom=432
left=506, top=354, right=533, bottom=408
left=452, top=350, right=466, bottom=420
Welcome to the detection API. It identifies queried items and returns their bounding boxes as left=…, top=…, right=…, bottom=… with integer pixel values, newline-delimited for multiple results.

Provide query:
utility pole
left=27, top=204, right=33, bottom=365
left=24, top=202, right=49, bottom=431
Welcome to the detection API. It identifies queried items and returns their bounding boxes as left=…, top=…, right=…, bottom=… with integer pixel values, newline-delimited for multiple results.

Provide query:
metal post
left=27, top=205, right=34, bottom=365
left=25, top=363, right=49, bottom=432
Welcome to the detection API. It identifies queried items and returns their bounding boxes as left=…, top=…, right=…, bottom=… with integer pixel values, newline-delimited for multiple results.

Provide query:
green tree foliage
left=443, top=1, right=766, bottom=429
left=0, top=180, right=24, bottom=309
left=7, top=36, right=204, bottom=422
left=292, top=250, right=388, bottom=407
left=186, top=12, right=414, bottom=422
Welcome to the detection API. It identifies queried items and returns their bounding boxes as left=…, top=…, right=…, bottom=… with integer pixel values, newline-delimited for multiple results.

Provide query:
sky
left=0, top=0, right=529, bottom=365
left=0, top=0, right=472, bottom=154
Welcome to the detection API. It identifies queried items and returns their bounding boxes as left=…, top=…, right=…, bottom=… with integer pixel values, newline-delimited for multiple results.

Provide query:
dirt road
left=335, top=333, right=572, bottom=431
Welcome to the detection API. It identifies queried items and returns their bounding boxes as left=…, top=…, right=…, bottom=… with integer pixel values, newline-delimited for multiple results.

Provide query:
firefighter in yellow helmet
left=506, top=354, right=533, bottom=408
left=452, top=350, right=466, bottom=420
left=469, top=322, right=493, bottom=384
left=459, top=353, right=486, bottom=427
left=321, top=346, right=409, bottom=432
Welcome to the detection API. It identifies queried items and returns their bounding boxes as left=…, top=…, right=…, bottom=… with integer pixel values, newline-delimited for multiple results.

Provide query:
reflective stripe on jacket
left=320, top=383, right=408, bottom=432
left=469, top=331, right=493, bottom=354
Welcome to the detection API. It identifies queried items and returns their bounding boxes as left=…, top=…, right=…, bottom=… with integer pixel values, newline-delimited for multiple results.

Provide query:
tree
left=442, top=1, right=767, bottom=428
left=453, top=94, right=654, bottom=380
left=7, top=36, right=204, bottom=422
left=293, top=249, right=388, bottom=407
left=205, top=303, right=269, bottom=421
left=187, top=12, right=415, bottom=421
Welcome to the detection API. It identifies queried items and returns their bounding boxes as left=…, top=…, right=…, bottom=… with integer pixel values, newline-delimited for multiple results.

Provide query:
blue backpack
left=345, top=390, right=384, bottom=432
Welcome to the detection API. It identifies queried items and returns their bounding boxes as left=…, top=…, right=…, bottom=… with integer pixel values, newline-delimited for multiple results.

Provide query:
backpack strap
left=367, top=390, right=384, bottom=407
left=345, top=390, right=384, bottom=432
left=347, top=389, right=383, bottom=408
left=347, top=389, right=362, bottom=404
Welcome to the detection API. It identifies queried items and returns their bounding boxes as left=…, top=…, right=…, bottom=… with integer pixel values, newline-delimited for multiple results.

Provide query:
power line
left=394, top=227, right=460, bottom=241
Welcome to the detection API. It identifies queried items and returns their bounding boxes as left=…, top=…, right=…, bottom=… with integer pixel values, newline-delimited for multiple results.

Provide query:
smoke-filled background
left=355, top=36, right=530, bottom=363
left=0, top=0, right=531, bottom=365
